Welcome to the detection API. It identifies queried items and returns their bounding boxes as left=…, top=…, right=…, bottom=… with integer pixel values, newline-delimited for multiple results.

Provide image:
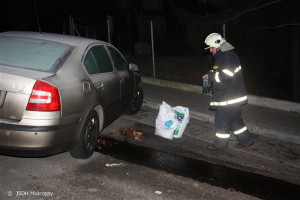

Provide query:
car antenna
left=34, top=0, right=42, bottom=35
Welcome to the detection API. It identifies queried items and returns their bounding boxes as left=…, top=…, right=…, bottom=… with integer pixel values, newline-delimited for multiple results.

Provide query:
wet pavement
left=122, top=106, right=300, bottom=183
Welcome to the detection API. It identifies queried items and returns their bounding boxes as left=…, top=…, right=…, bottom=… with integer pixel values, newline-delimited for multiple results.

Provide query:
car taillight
left=26, top=80, right=61, bottom=111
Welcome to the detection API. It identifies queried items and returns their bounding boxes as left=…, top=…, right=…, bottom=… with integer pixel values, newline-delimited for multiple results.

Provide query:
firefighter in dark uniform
left=203, top=33, right=254, bottom=151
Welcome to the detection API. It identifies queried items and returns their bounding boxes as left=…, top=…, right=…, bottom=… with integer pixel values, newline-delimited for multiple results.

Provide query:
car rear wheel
left=70, top=110, right=99, bottom=159
left=127, top=87, right=144, bottom=115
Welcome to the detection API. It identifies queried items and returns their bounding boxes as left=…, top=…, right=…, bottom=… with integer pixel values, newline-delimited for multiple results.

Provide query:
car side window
left=107, top=46, right=128, bottom=71
left=84, top=51, right=97, bottom=74
left=84, top=45, right=113, bottom=74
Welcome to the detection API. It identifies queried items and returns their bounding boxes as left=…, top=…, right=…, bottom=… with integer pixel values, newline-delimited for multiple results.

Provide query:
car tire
left=70, top=110, right=99, bottom=159
left=127, top=87, right=144, bottom=115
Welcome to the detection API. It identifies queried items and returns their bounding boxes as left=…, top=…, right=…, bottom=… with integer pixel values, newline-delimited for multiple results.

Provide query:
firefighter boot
left=237, top=131, right=255, bottom=146
left=208, top=138, right=229, bottom=151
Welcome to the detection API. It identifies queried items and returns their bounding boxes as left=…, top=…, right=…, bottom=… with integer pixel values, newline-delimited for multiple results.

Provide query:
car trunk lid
left=0, top=72, right=37, bottom=121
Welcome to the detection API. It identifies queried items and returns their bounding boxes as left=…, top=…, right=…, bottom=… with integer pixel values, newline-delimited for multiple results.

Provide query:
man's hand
left=203, top=74, right=208, bottom=80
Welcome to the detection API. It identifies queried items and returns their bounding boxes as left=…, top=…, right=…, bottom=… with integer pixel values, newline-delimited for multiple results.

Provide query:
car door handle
left=82, top=81, right=92, bottom=94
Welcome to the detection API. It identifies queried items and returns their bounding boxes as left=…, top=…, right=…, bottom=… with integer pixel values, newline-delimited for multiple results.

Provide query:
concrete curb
left=142, top=77, right=300, bottom=113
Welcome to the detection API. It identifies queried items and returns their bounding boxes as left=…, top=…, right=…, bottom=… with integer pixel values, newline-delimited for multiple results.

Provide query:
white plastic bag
left=173, top=106, right=190, bottom=138
left=155, top=101, right=178, bottom=140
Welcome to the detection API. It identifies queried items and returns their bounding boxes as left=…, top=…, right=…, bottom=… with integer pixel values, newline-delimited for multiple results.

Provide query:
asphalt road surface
left=0, top=151, right=259, bottom=200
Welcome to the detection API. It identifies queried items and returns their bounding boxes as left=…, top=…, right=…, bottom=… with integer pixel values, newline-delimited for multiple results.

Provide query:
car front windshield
left=0, top=36, right=72, bottom=71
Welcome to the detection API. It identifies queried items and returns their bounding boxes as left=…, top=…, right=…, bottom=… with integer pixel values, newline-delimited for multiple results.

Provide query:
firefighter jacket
left=208, top=42, right=248, bottom=109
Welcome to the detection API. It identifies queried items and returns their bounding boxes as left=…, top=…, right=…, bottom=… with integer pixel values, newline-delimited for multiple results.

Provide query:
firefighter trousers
left=214, top=105, right=254, bottom=150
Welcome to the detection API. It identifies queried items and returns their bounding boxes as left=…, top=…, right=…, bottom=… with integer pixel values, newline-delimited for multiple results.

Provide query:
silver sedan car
left=0, top=31, right=143, bottom=159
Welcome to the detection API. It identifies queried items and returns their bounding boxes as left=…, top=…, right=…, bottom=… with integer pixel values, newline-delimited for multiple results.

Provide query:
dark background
left=1, top=0, right=299, bottom=102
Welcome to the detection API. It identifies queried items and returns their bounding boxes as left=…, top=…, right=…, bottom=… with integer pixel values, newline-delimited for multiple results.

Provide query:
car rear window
left=0, top=36, right=72, bottom=71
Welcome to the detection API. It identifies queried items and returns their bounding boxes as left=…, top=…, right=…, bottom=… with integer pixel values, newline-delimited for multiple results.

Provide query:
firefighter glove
left=202, top=78, right=212, bottom=94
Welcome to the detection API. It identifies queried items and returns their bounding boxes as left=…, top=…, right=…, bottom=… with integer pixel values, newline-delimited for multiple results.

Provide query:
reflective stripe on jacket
left=214, top=66, right=242, bottom=83
left=210, top=96, right=247, bottom=106
left=208, top=42, right=248, bottom=109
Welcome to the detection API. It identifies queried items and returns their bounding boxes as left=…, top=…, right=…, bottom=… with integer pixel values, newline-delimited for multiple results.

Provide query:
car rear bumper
left=0, top=119, right=81, bottom=157
left=0, top=142, right=76, bottom=157
left=0, top=120, right=78, bottom=132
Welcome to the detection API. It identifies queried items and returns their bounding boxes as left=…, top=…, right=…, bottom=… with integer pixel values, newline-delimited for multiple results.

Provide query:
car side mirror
left=129, top=63, right=139, bottom=72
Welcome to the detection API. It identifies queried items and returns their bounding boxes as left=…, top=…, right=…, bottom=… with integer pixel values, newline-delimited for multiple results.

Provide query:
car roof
left=0, top=31, right=108, bottom=48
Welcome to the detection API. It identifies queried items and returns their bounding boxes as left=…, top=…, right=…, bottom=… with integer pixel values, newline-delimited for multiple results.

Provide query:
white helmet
left=204, top=33, right=226, bottom=49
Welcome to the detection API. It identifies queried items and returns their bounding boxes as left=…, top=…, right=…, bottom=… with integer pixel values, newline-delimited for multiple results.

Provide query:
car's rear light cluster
left=26, top=80, right=61, bottom=111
